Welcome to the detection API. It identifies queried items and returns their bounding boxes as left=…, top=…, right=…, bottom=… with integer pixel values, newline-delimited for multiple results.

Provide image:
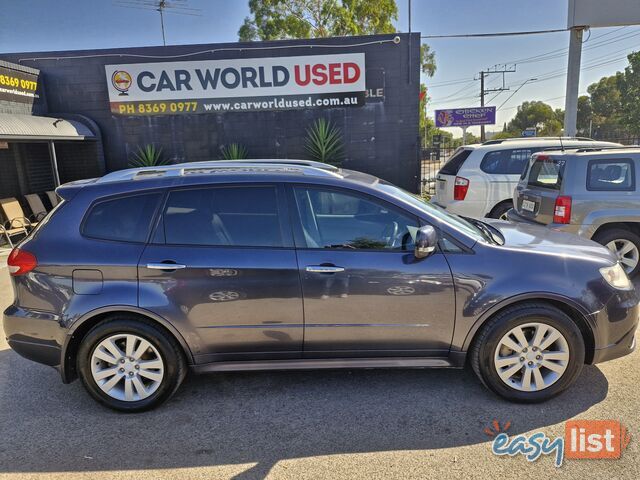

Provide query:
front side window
left=163, top=185, right=283, bottom=247
left=481, top=148, right=542, bottom=175
left=587, top=159, right=635, bottom=191
left=83, top=193, right=161, bottom=243
left=293, top=186, right=418, bottom=250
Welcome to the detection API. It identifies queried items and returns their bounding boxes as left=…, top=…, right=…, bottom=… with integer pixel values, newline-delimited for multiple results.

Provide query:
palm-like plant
left=220, top=143, right=248, bottom=160
left=129, top=144, right=170, bottom=168
left=305, top=118, right=343, bottom=166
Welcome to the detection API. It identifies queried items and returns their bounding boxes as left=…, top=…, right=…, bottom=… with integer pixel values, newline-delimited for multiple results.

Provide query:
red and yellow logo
left=111, top=70, right=132, bottom=95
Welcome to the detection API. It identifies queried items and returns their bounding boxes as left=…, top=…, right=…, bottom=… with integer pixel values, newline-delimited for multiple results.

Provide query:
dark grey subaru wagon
left=3, top=160, right=638, bottom=411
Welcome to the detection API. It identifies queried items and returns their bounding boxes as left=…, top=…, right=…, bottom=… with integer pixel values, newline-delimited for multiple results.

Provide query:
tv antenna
left=114, top=1, right=202, bottom=46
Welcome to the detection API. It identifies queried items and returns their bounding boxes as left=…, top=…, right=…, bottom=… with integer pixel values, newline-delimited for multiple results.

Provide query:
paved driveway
left=0, top=264, right=638, bottom=479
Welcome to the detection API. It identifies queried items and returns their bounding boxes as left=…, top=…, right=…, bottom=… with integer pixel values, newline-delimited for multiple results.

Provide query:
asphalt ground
left=0, top=260, right=638, bottom=479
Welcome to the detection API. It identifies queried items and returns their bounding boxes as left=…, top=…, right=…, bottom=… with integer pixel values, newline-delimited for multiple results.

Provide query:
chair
left=25, top=194, right=48, bottom=221
left=0, top=197, right=37, bottom=230
left=46, top=191, right=60, bottom=208
left=0, top=198, right=33, bottom=248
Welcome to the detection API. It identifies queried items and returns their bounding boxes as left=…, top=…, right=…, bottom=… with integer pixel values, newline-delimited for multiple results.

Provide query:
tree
left=420, top=44, right=436, bottom=77
left=576, top=95, right=592, bottom=135
left=238, top=0, right=398, bottom=41
left=618, top=50, right=640, bottom=134
left=506, top=101, right=563, bottom=136
left=588, top=74, right=622, bottom=126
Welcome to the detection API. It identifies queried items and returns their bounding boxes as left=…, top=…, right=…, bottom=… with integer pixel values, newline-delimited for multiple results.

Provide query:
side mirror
left=414, top=225, right=438, bottom=259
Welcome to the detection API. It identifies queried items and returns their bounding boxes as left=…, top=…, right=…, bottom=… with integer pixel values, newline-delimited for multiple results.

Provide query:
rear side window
left=163, top=185, right=283, bottom=247
left=83, top=193, right=161, bottom=243
left=527, top=157, right=566, bottom=190
left=481, top=148, right=542, bottom=175
left=439, top=148, right=472, bottom=175
left=587, top=159, right=635, bottom=191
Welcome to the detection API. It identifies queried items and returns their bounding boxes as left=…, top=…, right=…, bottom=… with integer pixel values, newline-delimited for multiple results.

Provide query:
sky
left=1, top=0, right=639, bottom=137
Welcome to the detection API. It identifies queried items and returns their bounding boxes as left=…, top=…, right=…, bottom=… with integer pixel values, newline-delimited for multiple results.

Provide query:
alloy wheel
left=493, top=322, right=570, bottom=392
left=606, top=239, right=639, bottom=274
left=90, top=333, right=165, bottom=402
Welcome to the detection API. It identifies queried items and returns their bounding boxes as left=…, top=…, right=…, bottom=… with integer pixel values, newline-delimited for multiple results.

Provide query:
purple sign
left=435, top=106, right=496, bottom=128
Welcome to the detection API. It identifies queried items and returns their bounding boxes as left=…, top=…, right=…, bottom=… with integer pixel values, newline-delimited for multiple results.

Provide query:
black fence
left=420, top=146, right=456, bottom=195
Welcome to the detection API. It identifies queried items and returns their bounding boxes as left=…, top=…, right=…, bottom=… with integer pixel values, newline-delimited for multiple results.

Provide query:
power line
left=421, top=28, right=568, bottom=39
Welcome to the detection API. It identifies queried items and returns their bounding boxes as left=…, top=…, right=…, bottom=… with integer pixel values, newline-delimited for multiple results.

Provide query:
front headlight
left=600, top=263, right=633, bottom=290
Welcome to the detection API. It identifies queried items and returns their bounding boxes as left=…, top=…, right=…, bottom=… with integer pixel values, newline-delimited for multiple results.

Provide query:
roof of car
left=538, top=146, right=640, bottom=156
left=463, top=137, right=622, bottom=150
left=94, top=159, right=342, bottom=184
left=55, top=159, right=389, bottom=201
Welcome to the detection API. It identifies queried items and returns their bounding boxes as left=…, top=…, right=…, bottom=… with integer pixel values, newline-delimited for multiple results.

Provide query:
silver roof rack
left=97, top=159, right=341, bottom=184
left=482, top=136, right=596, bottom=145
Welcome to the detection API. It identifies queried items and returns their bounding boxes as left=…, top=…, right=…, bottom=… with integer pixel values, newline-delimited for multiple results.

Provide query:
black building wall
left=5, top=33, right=421, bottom=191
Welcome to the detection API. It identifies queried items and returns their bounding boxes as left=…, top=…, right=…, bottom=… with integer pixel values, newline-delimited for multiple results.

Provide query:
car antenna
left=559, top=136, right=565, bottom=151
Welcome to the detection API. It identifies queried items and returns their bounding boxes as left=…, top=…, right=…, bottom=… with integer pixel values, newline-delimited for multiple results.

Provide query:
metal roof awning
left=0, top=113, right=95, bottom=141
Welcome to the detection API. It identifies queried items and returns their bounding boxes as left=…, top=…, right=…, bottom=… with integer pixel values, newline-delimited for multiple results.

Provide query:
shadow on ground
left=0, top=348, right=608, bottom=478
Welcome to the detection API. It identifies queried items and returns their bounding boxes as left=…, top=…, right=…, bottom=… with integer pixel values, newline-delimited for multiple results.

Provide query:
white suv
left=432, top=138, right=621, bottom=219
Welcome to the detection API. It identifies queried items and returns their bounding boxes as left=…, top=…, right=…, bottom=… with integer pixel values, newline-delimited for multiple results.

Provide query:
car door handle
left=305, top=265, right=345, bottom=273
left=146, top=262, right=187, bottom=270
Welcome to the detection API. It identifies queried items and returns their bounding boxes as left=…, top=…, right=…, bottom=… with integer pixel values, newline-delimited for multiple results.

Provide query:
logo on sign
left=111, top=70, right=132, bottom=96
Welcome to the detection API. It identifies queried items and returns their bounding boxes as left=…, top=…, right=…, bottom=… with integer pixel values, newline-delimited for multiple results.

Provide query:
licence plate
left=522, top=199, right=536, bottom=212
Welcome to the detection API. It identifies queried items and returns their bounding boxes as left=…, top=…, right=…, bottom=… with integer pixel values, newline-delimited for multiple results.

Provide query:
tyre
left=77, top=317, right=186, bottom=412
left=488, top=202, right=512, bottom=220
left=470, top=302, right=585, bottom=403
left=593, top=228, right=640, bottom=277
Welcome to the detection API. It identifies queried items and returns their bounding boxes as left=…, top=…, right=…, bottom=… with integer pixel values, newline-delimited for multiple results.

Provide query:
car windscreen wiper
left=462, top=217, right=502, bottom=245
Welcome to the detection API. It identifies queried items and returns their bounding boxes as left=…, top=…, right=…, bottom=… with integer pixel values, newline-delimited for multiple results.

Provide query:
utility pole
left=564, top=27, right=585, bottom=136
left=478, top=64, right=516, bottom=141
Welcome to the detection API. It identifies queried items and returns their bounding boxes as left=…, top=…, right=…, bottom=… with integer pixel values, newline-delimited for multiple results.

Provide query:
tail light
left=454, top=176, right=470, bottom=201
left=7, top=248, right=37, bottom=276
left=553, top=196, right=572, bottom=224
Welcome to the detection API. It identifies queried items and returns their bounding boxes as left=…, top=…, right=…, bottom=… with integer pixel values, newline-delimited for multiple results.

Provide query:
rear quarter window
left=527, top=157, right=566, bottom=190
left=587, top=159, right=635, bottom=191
left=480, top=148, right=543, bottom=175
left=439, top=148, right=472, bottom=175
left=82, top=193, right=161, bottom=243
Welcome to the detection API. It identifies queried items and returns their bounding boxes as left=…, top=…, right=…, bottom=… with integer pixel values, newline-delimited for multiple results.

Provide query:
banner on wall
left=0, top=66, right=40, bottom=105
left=105, top=53, right=366, bottom=115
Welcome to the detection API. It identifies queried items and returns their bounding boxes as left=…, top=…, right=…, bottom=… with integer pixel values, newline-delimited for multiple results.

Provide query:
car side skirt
left=191, top=356, right=465, bottom=373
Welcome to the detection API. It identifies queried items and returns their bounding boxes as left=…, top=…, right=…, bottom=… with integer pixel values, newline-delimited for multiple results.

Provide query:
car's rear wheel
left=470, top=302, right=585, bottom=403
left=77, top=317, right=186, bottom=412
left=488, top=201, right=512, bottom=220
left=593, top=228, right=640, bottom=277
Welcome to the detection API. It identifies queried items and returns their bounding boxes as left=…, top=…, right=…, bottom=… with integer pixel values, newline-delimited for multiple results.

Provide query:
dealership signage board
left=105, top=53, right=366, bottom=115
left=0, top=65, right=40, bottom=106
left=434, top=107, right=496, bottom=128
left=568, top=0, right=640, bottom=28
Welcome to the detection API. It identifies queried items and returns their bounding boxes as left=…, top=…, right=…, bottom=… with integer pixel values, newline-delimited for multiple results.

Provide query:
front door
left=289, top=185, right=456, bottom=358
left=138, top=184, right=303, bottom=363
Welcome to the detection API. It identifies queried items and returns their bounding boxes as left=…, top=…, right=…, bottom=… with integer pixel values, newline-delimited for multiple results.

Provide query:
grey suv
left=509, top=147, right=640, bottom=277
left=3, top=160, right=638, bottom=411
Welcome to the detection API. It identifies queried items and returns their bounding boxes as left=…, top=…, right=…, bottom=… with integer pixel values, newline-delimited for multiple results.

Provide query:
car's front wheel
left=471, top=303, right=585, bottom=402
left=77, top=317, right=186, bottom=412
left=593, top=228, right=640, bottom=277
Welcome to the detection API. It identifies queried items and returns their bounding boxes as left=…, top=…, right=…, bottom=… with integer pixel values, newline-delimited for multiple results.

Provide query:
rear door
left=433, top=148, right=473, bottom=205
left=138, top=183, right=304, bottom=363
left=514, top=154, right=567, bottom=224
